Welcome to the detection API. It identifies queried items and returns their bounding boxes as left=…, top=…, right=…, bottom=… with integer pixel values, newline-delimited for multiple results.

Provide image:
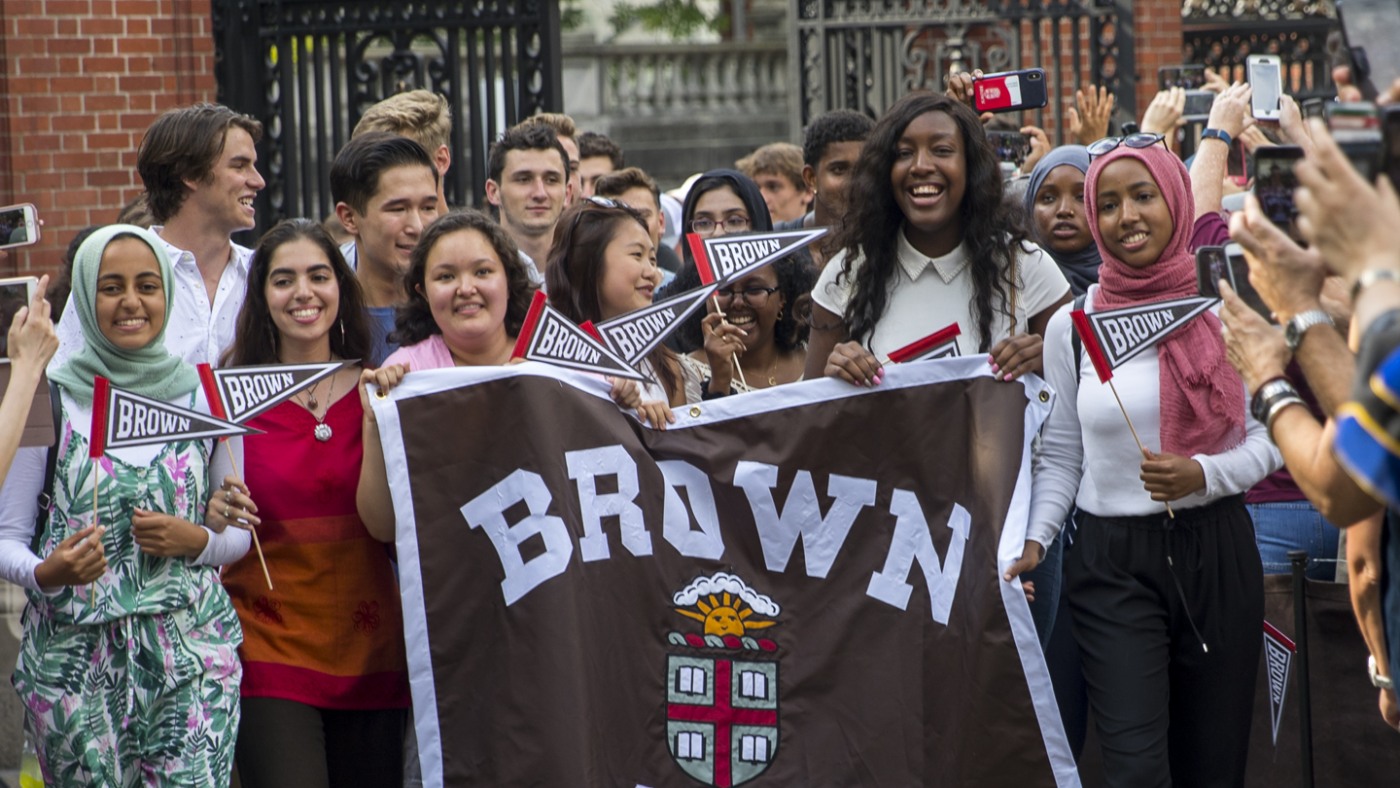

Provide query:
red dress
left=224, top=393, right=409, bottom=710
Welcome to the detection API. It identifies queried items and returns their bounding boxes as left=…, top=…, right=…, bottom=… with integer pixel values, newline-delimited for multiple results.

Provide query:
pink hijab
left=1085, top=144, right=1245, bottom=457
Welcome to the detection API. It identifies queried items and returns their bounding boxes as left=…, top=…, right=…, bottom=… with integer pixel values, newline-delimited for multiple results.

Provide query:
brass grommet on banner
left=1038, top=391, right=1050, bottom=403
left=375, top=389, right=388, bottom=399
left=689, top=406, right=702, bottom=418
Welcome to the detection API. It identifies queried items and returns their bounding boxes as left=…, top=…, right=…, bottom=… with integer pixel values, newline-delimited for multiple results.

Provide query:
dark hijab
left=662, top=169, right=773, bottom=352
left=1023, top=145, right=1101, bottom=297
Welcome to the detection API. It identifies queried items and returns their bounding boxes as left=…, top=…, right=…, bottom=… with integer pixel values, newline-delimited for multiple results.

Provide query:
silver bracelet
left=1264, top=395, right=1306, bottom=438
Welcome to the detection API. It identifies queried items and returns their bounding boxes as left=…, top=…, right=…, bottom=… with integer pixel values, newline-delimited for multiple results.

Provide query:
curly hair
left=801, top=109, right=876, bottom=167
left=545, top=200, right=682, bottom=401
left=391, top=210, right=536, bottom=347
left=834, top=91, right=1028, bottom=352
left=228, top=218, right=372, bottom=366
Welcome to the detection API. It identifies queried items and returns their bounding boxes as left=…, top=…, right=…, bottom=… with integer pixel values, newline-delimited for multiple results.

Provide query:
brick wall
left=1133, top=0, right=1186, bottom=122
left=0, top=0, right=216, bottom=278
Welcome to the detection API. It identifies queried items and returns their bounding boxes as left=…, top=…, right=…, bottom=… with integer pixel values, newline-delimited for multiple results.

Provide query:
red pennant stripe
left=89, top=376, right=109, bottom=458
left=511, top=290, right=548, bottom=360
left=887, top=323, right=961, bottom=363
left=1070, top=310, right=1113, bottom=383
left=579, top=321, right=604, bottom=342
left=687, top=233, right=716, bottom=285
left=196, top=363, right=228, bottom=420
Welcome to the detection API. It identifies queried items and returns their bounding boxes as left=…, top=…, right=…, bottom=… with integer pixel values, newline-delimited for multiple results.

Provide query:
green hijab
left=49, top=224, right=199, bottom=404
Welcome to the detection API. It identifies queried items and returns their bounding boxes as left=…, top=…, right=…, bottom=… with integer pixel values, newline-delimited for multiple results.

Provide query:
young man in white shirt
left=329, top=132, right=441, bottom=365
left=54, top=103, right=265, bottom=368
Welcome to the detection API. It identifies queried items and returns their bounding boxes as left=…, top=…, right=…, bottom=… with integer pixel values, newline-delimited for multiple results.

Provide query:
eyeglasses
left=691, top=215, right=751, bottom=236
left=1086, top=133, right=1167, bottom=160
left=563, top=195, right=628, bottom=237
left=714, top=285, right=778, bottom=307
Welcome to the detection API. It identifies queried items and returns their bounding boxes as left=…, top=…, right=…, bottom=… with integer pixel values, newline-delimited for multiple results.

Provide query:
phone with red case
left=973, top=68, right=1048, bottom=113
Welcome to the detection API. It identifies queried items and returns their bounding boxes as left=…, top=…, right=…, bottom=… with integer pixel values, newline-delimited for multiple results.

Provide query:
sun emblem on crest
left=675, top=591, right=777, bottom=638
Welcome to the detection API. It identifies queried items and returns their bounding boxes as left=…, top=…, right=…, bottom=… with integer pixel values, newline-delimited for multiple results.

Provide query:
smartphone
left=973, top=68, right=1049, bottom=113
left=1183, top=90, right=1215, bottom=121
left=1225, top=243, right=1275, bottom=322
left=1253, top=145, right=1304, bottom=228
left=1327, top=101, right=1382, bottom=180
left=1195, top=246, right=1232, bottom=299
left=1227, top=136, right=1248, bottom=187
left=0, top=276, right=38, bottom=361
left=986, top=131, right=1031, bottom=166
left=1248, top=55, right=1283, bottom=121
left=0, top=204, right=39, bottom=251
left=1338, top=0, right=1400, bottom=101
left=1159, top=65, right=1207, bottom=91
left=1384, top=105, right=1400, bottom=190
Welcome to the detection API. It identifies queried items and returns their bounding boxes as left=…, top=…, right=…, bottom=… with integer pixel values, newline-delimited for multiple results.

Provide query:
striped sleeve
left=1336, top=309, right=1400, bottom=509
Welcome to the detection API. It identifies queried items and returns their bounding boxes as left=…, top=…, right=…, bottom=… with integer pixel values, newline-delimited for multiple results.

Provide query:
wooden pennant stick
left=1106, top=379, right=1175, bottom=519
left=223, top=439, right=273, bottom=590
left=711, top=293, right=749, bottom=389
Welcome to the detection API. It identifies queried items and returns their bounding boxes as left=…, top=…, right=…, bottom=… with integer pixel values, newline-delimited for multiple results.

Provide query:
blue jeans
left=1247, top=500, right=1340, bottom=580
left=1023, top=531, right=1064, bottom=646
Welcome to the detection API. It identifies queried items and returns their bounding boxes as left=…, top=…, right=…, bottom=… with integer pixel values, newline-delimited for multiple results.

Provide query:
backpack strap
left=1070, top=292, right=1087, bottom=380
left=30, top=381, right=62, bottom=556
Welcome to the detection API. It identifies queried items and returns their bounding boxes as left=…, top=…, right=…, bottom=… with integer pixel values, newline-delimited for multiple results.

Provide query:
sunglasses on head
left=1087, top=133, right=1167, bottom=160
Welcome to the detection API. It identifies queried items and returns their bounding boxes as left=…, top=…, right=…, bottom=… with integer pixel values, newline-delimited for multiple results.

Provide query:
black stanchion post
left=1289, top=549, right=1314, bottom=788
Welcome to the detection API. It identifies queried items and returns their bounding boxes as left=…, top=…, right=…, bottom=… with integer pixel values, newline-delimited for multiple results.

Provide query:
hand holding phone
left=1248, top=55, right=1283, bottom=121
left=1253, top=145, right=1304, bottom=229
left=0, top=276, right=40, bottom=362
left=0, top=204, right=40, bottom=252
left=1159, top=65, right=1207, bottom=91
left=973, top=69, right=1049, bottom=113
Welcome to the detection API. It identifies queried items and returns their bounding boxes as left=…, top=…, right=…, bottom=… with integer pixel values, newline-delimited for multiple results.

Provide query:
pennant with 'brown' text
left=198, top=361, right=347, bottom=424
left=1082, top=297, right=1217, bottom=372
left=596, top=286, right=716, bottom=367
left=512, top=291, right=647, bottom=381
left=688, top=228, right=827, bottom=286
left=94, top=377, right=259, bottom=452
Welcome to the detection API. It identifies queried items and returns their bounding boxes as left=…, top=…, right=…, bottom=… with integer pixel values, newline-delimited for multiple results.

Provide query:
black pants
left=1065, top=495, right=1262, bottom=788
left=236, top=697, right=406, bottom=788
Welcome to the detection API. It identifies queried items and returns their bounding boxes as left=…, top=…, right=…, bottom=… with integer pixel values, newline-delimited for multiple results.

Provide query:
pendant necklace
left=303, top=366, right=337, bottom=442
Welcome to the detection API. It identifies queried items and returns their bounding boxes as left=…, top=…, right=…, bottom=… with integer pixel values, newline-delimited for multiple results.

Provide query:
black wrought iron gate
left=789, top=0, right=1135, bottom=143
left=212, top=0, right=562, bottom=233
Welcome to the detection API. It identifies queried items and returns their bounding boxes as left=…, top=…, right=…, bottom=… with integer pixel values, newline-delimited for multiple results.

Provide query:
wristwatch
left=1284, top=310, right=1333, bottom=353
left=1370, top=655, right=1394, bottom=690
left=1200, top=128, right=1233, bottom=148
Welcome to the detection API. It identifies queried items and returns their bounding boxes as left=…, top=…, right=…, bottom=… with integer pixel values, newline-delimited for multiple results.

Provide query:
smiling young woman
left=222, top=219, right=409, bottom=788
left=805, top=91, right=1071, bottom=387
left=0, top=225, right=252, bottom=786
left=546, top=198, right=695, bottom=416
left=1024, top=143, right=1281, bottom=786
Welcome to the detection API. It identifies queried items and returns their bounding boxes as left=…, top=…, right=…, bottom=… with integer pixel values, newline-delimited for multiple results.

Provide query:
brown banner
left=374, top=362, right=1073, bottom=787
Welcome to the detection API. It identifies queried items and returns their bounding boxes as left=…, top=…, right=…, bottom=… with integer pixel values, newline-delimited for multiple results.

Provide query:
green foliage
left=610, top=0, right=729, bottom=40
left=561, top=0, right=586, bottom=32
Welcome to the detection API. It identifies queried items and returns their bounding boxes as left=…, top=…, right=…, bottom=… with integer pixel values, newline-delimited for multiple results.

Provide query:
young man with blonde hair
left=353, top=90, right=452, bottom=207
left=736, top=141, right=811, bottom=223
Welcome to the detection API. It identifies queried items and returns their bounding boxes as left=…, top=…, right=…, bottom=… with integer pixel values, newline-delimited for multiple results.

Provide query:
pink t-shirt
left=383, top=334, right=455, bottom=371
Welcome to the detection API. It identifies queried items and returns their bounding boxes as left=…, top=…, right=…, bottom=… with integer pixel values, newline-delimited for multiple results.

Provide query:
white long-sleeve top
left=1028, top=288, right=1282, bottom=548
left=0, top=389, right=250, bottom=592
